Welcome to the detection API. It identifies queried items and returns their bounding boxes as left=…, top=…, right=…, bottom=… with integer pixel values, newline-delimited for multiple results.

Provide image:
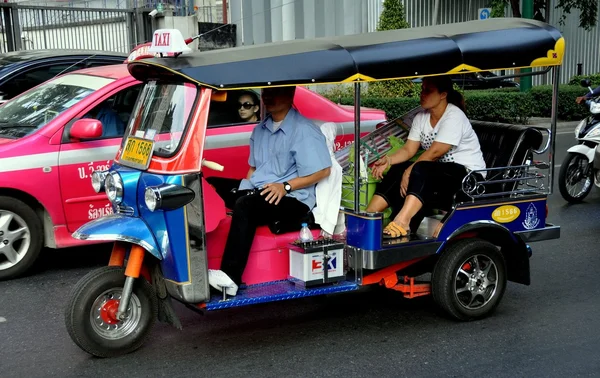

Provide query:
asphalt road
left=2, top=131, right=599, bottom=378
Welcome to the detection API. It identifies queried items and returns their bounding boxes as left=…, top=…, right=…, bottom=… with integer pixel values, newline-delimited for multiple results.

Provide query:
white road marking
left=557, top=131, right=575, bottom=135
left=0, top=317, right=6, bottom=323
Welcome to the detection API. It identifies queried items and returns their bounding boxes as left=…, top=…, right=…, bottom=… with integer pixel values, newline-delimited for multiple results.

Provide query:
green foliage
left=367, top=80, right=419, bottom=98
left=377, top=0, right=410, bottom=31
left=568, top=73, right=600, bottom=87
left=530, top=85, right=589, bottom=120
left=464, top=91, right=533, bottom=123
left=503, top=0, right=597, bottom=30
left=325, top=85, right=590, bottom=123
left=556, top=0, right=598, bottom=31
left=489, top=0, right=506, bottom=17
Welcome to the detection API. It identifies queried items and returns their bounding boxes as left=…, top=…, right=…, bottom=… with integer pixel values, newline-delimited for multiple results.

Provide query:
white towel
left=312, top=122, right=345, bottom=235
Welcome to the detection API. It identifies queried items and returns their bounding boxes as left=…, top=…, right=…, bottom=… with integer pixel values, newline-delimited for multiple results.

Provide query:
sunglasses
left=239, top=102, right=255, bottom=110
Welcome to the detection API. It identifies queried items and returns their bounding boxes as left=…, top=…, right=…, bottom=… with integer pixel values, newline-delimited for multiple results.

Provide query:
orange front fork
left=108, top=242, right=126, bottom=267
left=108, top=242, right=150, bottom=281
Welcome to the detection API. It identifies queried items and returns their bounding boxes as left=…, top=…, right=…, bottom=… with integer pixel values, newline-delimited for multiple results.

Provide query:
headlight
left=144, top=187, right=160, bottom=211
left=575, top=119, right=586, bottom=137
left=590, top=101, right=600, bottom=114
left=91, top=171, right=108, bottom=193
left=144, top=184, right=195, bottom=212
left=105, top=172, right=124, bottom=204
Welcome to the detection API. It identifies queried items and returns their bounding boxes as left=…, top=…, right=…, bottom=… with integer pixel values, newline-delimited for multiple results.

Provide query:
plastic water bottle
left=299, top=223, right=313, bottom=242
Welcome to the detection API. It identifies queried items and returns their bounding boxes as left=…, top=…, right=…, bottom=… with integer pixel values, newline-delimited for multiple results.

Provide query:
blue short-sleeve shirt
left=239, top=108, right=332, bottom=209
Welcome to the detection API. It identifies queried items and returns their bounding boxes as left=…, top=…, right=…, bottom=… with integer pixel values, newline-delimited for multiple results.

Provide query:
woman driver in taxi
left=366, top=75, right=486, bottom=238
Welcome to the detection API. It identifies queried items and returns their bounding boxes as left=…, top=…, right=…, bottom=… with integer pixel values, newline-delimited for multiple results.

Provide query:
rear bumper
left=514, top=223, right=560, bottom=243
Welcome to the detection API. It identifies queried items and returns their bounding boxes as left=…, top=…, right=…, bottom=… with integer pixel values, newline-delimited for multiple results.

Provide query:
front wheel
left=558, top=152, right=593, bottom=203
left=431, top=239, right=507, bottom=321
left=65, top=266, right=157, bottom=358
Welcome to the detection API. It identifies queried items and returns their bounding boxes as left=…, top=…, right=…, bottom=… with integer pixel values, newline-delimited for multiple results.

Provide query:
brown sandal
left=383, top=222, right=409, bottom=239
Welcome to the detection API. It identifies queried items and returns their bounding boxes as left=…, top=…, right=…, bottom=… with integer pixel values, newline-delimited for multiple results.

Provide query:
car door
left=58, top=82, right=142, bottom=232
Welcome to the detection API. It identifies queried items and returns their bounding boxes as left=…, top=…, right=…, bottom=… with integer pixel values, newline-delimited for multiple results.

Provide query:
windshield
left=120, top=81, right=197, bottom=159
left=0, top=74, right=114, bottom=138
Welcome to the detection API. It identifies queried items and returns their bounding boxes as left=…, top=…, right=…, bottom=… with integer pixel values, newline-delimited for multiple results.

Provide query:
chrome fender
left=567, top=144, right=596, bottom=163
left=72, top=214, right=161, bottom=260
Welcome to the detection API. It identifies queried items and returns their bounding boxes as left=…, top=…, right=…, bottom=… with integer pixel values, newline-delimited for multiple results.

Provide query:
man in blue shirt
left=207, top=86, right=332, bottom=296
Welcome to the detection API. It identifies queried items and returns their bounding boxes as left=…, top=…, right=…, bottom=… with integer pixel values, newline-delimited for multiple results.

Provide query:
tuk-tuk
left=64, top=20, right=564, bottom=357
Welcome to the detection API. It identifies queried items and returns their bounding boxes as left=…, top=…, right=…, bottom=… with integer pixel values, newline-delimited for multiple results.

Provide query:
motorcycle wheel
left=558, top=152, right=593, bottom=203
left=65, top=266, right=157, bottom=358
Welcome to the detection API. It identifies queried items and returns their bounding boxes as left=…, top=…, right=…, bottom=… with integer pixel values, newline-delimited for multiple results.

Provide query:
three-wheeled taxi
left=64, top=19, right=564, bottom=357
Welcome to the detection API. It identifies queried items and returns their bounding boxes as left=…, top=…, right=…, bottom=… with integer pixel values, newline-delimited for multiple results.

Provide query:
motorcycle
left=558, top=79, right=600, bottom=203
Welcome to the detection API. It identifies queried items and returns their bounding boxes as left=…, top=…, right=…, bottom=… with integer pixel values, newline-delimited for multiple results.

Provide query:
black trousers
left=206, top=177, right=310, bottom=285
left=374, top=161, right=468, bottom=226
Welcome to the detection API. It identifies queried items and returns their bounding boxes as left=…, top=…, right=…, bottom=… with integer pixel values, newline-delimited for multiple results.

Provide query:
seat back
left=470, top=120, right=544, bottom=195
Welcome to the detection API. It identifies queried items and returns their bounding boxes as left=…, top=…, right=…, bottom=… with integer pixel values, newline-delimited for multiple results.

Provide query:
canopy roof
left=128, top=18, right=564, bottom=90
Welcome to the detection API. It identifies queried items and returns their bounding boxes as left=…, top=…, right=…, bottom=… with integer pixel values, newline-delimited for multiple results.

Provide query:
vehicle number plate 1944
left=120, top=136, right=154, bottom=169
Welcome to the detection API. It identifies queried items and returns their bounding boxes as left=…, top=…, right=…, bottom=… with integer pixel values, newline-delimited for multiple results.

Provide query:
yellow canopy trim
left=341, top=73, right=377, bottom=83
left=530, top=37, right=565, bottom=67
left=446, top=64, right=483, bottom=74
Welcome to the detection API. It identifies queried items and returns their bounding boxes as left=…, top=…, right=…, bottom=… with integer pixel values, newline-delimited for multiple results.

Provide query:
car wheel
left=0, top=196, right=43, bottom=280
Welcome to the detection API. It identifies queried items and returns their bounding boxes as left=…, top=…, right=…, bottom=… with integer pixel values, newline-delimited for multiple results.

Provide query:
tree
left=490, top=0, right=598, bottom=31
left=377, top=0, right=410, bottom=31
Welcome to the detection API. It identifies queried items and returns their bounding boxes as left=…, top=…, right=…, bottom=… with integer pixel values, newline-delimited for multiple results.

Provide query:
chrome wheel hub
left=90, top=288, right=142, bottom=340
left=0, top=210, right=31, bottom=271
left=455, top=255, right=498, bottom=310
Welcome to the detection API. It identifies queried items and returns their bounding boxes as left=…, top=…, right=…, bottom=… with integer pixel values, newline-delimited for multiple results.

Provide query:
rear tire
left=432, top=239, right=507, bottom=321
left=65, top=266, right=157, bottom=358
left=559, top=152, right=593, bottom=203
left=0, top=196, right=43, bottom=280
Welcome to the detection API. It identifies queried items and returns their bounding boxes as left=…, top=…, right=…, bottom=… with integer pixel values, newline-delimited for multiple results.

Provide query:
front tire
left=65, top=266, right=157, bottom=358
left=432, top=239, right=507, bottom=321
left=0, top=196, right=43, bottom=280
left=559, top=152, right=593, bottom=203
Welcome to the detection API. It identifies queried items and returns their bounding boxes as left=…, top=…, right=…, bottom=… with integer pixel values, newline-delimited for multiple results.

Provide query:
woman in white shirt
left=366, top=75, right=486, bottom=238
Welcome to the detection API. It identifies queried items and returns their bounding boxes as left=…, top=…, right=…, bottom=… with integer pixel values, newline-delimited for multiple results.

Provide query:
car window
left=207, top=89, right=261, bottom=128
left=0, top=63, right=84, bottom=101
left=0, top=73, right=114, bottom=139
left=73, top=84, right=142, bottom=140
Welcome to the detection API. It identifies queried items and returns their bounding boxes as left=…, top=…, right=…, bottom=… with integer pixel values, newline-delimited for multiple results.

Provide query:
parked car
left=412, top=71, right=519, bottom=90
left=0, top=63, right=386, bottom=280
left=0, top=49, right=128, bottom=104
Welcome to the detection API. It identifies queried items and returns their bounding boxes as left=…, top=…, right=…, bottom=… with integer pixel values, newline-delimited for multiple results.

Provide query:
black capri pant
left=374, top=160, right=468, bottom=217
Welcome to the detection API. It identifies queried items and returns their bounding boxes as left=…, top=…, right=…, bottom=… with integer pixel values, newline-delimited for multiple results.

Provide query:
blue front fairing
left=73, top=214, right=161, bottom=259
left=137, top=172, right=193, bottom=283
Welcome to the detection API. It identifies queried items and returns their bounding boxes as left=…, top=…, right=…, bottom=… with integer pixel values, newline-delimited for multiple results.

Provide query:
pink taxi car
left=0, top=64, right=386, bottom=280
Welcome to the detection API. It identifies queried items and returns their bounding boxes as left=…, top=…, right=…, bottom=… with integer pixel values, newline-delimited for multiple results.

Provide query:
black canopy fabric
left=128, top=18, right=564, bottom=90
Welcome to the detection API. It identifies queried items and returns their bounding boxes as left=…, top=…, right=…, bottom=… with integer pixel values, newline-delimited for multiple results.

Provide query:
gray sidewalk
left=528, top=117, right=580, bottom=131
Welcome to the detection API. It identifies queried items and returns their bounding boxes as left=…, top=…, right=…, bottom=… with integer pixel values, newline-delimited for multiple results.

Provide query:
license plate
left=120, top=136, right=154, bottom=169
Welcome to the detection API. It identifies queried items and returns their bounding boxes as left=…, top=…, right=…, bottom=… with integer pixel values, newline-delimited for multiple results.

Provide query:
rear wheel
left=559, top=152, right=593, bottom=203
left=65, top=266, right=157, bottom=358
left=0, top=196, right=43, bottom=280
left=432, top=239, right=507, bottom=321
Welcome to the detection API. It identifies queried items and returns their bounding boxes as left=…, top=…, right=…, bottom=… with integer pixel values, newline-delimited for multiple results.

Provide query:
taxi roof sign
left=148, top=29, right=192, bottom=56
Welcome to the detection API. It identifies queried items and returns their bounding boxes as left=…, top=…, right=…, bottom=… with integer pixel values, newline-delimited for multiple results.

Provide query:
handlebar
left=202, top=159, right=224, bottom=172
